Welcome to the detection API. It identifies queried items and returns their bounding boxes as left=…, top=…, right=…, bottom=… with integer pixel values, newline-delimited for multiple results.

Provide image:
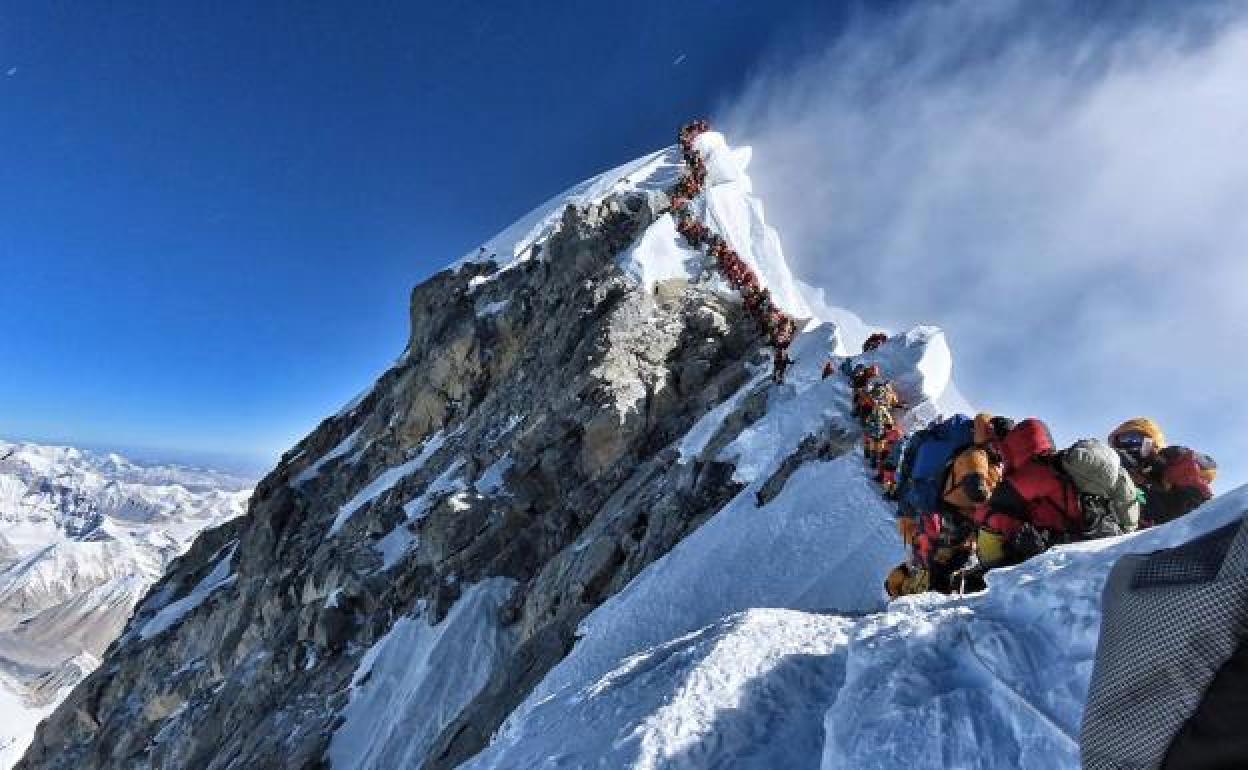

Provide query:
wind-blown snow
left=327, top=578, right=517, bottom=770
left=138, top=542, right=237, bottom=641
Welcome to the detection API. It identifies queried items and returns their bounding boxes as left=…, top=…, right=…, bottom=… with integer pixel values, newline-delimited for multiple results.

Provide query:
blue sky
left=0, top=1, right=846, bottom=472
left=2, top=1, right=1242, bottom=489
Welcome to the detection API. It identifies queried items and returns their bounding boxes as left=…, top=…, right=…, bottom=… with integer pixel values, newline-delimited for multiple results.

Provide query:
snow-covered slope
left=0, top=440, right=250, bottom=768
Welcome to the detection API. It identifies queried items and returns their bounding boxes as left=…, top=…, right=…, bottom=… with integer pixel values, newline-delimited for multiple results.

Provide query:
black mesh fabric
left=1081, top=513, right=1248, bottom=770
left=1132, top=523, right=1239, bottom=589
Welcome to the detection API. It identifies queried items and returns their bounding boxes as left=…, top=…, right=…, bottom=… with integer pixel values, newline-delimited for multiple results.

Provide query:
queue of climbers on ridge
left=821, top=335, right=1220, bottom=599
left=666, top=120, right=1219, bottom=599
left=671, top=120, right=799, bottom=384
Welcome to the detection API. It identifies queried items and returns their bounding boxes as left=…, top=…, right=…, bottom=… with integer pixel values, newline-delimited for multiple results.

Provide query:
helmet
left=1110, top=418, right=1166, bottom=455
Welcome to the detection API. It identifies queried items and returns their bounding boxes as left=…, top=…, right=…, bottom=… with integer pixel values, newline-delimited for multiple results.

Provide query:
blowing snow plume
left=720, top=0, right=1248, bottom=487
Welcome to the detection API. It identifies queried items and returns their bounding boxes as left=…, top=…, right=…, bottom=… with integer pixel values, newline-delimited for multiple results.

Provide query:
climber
left=849, top=364, right=880, bottom=419
left=970, top=418, right=1071, bottom=568
left=889, top=414, right=1004, bottom=597
left=887, top=505, right=980, bottom=598
left=1109, top=418, right=1216, bottom=527
left=862, top=332, right=889, bottom=353
left=772, top=350, right=793, bottom=385
left=875, top=424, right=905, bottom=494
left=862, top=380, right=902, bottom=469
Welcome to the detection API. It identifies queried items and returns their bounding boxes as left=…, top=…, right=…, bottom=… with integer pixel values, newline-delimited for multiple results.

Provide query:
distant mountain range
left=0, top=439, right=251, bottom=767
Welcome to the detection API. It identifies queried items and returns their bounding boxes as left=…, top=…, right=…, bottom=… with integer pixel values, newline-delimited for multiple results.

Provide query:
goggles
left=1112, top=431, right=1155, bottom=457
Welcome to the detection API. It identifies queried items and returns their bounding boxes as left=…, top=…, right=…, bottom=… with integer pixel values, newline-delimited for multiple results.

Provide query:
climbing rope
left=670, top=120, right=799, bottom=383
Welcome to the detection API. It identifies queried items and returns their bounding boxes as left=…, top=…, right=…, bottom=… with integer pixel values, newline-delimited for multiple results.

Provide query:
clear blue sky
left=0, top=1, right=849, bottom=472
left=5, top=1, right=1239, bottom=490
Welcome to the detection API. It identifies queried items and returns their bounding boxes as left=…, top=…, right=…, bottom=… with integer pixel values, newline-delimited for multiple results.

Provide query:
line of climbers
left=670, top=120, right=799, bottom=383
left=821, top=336, right=1219, bottom=599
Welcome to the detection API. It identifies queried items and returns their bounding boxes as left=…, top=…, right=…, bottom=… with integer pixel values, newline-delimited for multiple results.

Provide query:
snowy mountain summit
left=0, top=440, right=250, bottom=768
left=19, top=129, right=1243, bottom=770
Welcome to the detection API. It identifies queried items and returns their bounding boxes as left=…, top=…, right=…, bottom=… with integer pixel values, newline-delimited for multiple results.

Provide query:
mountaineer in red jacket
left=970, top=418, right=1083, bottom=568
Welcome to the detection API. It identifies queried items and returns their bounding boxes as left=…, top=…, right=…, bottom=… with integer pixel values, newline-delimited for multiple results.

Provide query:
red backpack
left=997, top=418, right=1055, bottom=474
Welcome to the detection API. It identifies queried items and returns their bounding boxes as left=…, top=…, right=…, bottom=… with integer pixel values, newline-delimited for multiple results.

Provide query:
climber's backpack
left=1059, top=438, right=1139, bottom=538
left=897, top=414, right=976, bottom=518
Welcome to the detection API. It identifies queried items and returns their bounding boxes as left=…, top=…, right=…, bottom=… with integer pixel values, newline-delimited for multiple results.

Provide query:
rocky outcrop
left=19, top=185, right=786, bottom=770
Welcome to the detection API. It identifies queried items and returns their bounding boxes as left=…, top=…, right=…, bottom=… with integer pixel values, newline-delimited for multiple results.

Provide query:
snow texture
left=475, top=299, right=510, bottom=319
left=466, top=608, right=851, bottom=770
left=327, top=578, right=517, bottom=770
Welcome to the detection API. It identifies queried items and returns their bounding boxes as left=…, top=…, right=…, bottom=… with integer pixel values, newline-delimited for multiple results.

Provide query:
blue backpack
left=897, top=414, right=975, bottom=518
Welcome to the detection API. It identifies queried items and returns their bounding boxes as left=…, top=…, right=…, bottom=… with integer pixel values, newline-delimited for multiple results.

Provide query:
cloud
left=718, top=0, right=1248, bottom=488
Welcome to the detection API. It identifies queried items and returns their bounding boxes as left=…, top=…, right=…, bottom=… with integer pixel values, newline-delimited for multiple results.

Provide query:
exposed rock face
left=18, top=188, right=794, bottom=770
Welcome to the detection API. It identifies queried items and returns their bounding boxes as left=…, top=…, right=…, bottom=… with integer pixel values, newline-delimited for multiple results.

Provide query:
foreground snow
left=0, top=440, right=251, bottom=768
left=465, top=480, right=1244, bottom=770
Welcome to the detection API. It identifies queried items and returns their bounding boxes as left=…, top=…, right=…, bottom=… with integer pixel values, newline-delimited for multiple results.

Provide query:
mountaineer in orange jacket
left=1109, top=418, right=1216, bottom=526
